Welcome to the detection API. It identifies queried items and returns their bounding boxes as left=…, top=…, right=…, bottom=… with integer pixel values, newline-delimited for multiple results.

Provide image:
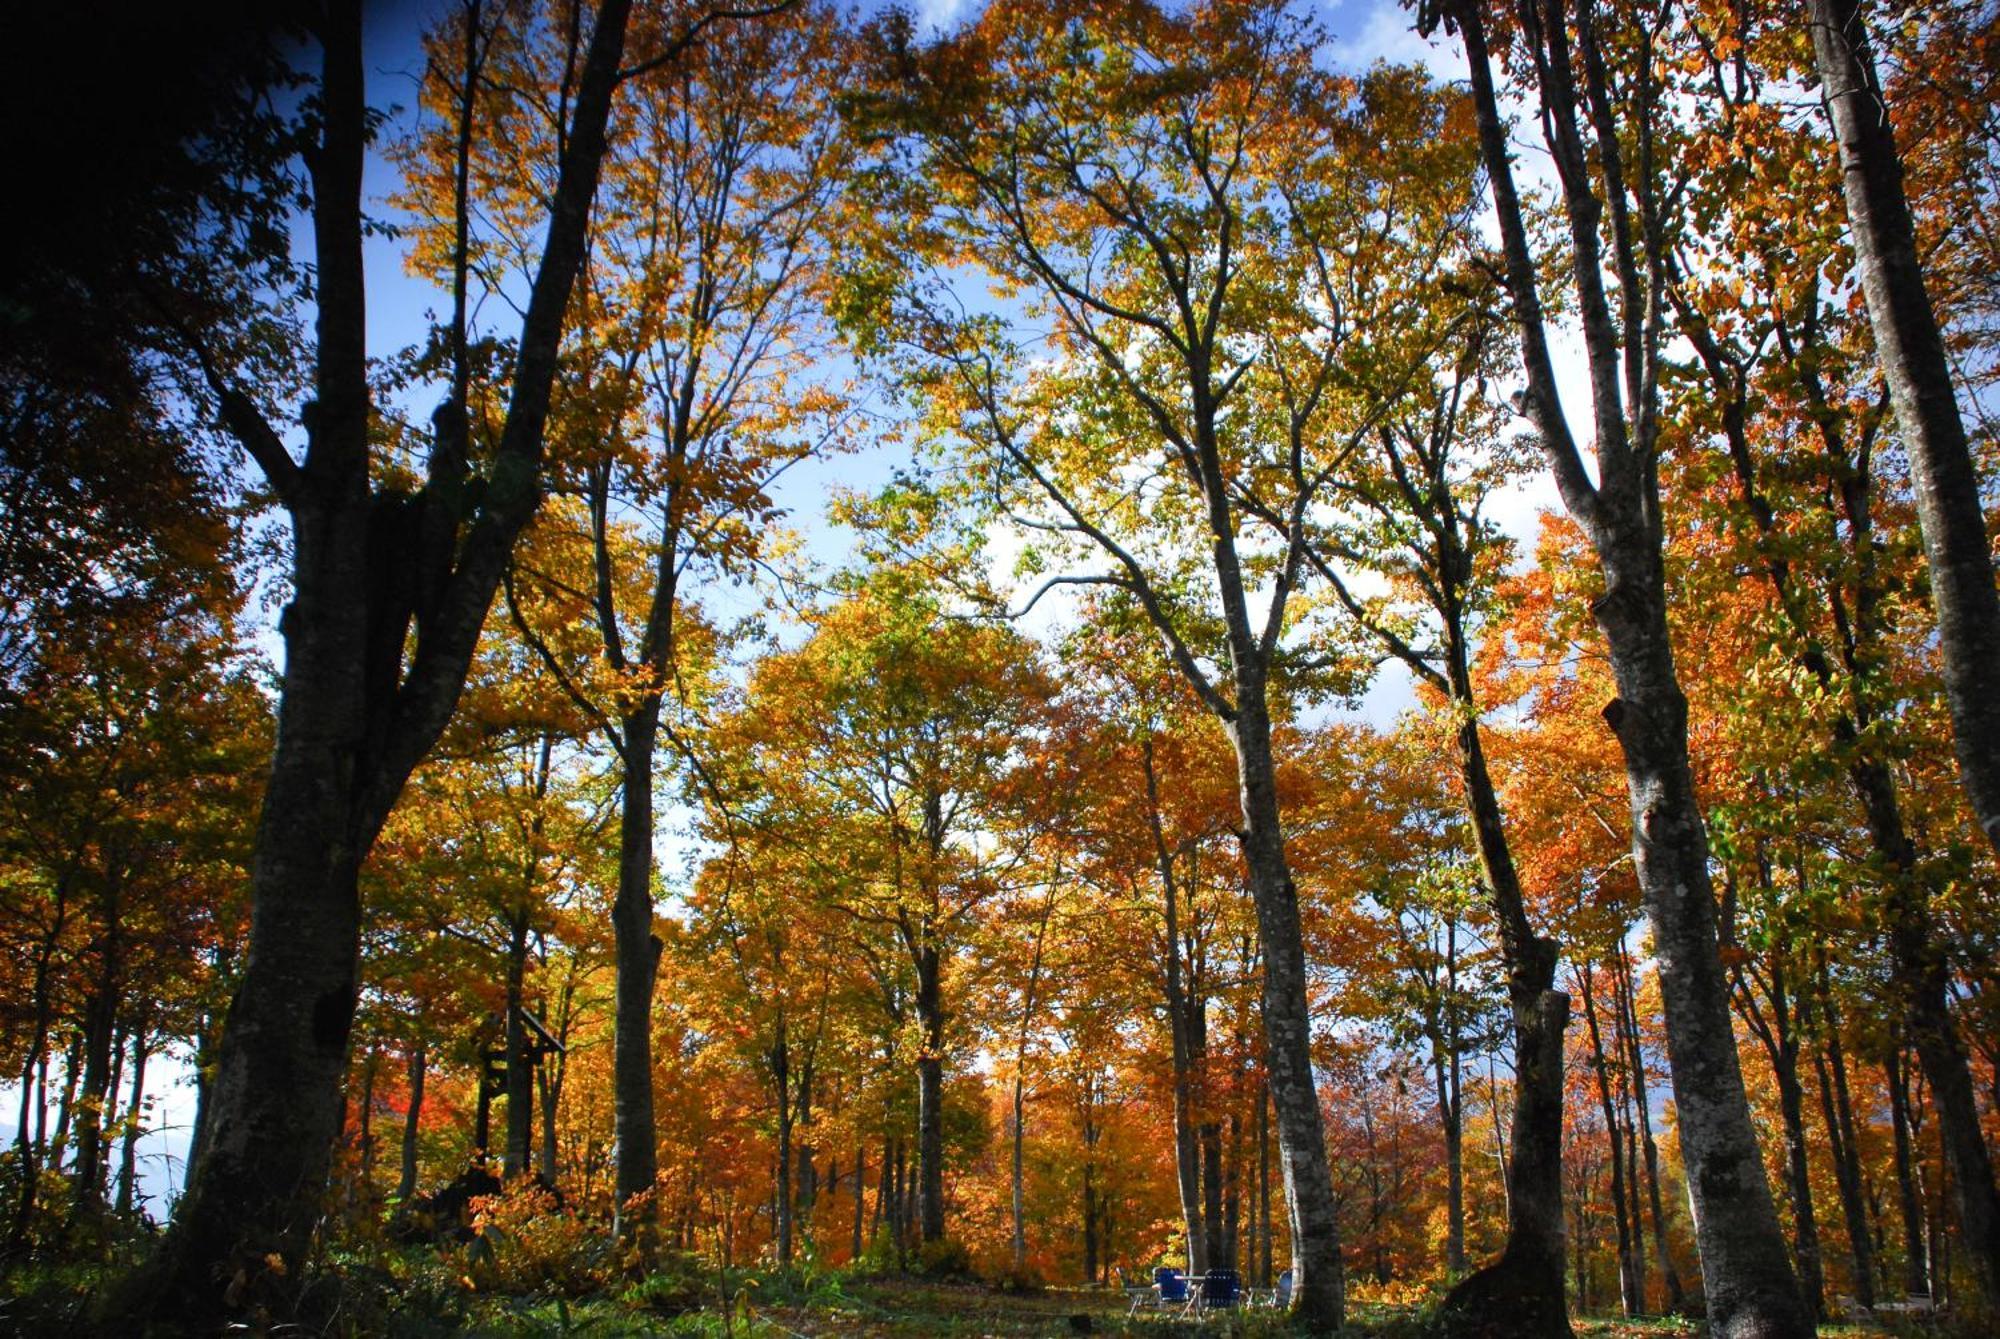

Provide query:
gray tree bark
left=1227, top=687, right=1345, bottom=1324
left=1810, top=976, right=1876, bottom=1311
left=1809, top=0, right=2000, bottom=1308
left=1433, top=0, right=1811, bottom=1331
left=772, top=1016, right=793, bottom=1265
left=1729, top=937, right=1824, bottom=1324
left=1313, top=370, right=1574, bottom=1336
left=1010, top=876, right=1054, bottom=1275
left=1808, top=0, right=2000, bottom=861
left=1584, top=965, right=1647, bottom=1318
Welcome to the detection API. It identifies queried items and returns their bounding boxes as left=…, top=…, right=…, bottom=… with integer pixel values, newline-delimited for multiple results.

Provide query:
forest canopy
left=2, top=0, right=1998, bottom=1335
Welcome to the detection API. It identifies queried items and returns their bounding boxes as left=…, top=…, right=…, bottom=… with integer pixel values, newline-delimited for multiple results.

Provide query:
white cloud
left=1326, top=0, right=1458, bottom=79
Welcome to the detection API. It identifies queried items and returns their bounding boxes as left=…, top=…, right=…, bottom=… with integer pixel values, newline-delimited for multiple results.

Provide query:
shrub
left=993, top=1263, right=1044, bottom=1294
left=915, top=1235, right=973, bottom=1280
left=464, top=1180, right=606, bottom=1296
left=621, top=1260, right=705, bottom=1318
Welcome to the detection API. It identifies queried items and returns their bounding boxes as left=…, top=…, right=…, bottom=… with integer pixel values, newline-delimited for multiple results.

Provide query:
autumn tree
left=362, top=612, right=612, bottom=1189
left=1806, top=0, right=2000, bottom=869
left=1647, top=0, right=2000, bottom=1308
left=1416, top=0, right=1816, bottom=1328
left=399, top=0, right=850, bottom=1236
left=0, top=579, right=267, bottom=1250
left=845, top=2, right=1491, bottom=1318
left=108, top=0, right=744, bottom=1316
left=1051, top=618, right=1259, bottom=1277
left=717, top=578, right=1051, bottom=1248
left=1296, top=296, right=1576, bottom=1328
left=1798, top=0, right=2000, bottom=1304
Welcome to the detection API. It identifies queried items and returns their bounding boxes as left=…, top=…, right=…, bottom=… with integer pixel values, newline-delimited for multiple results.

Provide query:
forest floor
left=0, top=1257, right=1955, bottom=1338
left=427, top=1276, right=1953, bottom=1338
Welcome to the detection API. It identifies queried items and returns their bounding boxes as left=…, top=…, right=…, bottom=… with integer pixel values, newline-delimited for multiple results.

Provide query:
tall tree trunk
left=893, top=1135, right=909, bottom=1259
left=1572, top=1185, right=1590, bottom=1316
left=1687, top=186, right=1973, bottom=1312
left=8, top=875, right=70, bottom=1252
left=538, top=966, right=574, bottom=1183
left=611, top=705, right=662, bottom=1238
left=71, top=875, right=125, bottom=1223
left=1226, top=1119, right=1241, bottom=1275
left=1583, top=966, right=1645, bottom=1318
left=1779, top=29, right=2000, bottom=1291
left=1143, top=738, right=1209, bottom=1276
left=1227, top=686, right=1345, bottom=1323
left=914, top=942, right=946, bottom=1246
left=914, top=1054, right=943, bottom=1246
left=1613, top=946, right=1685, bottom=1310
left=114, top=1022, right=151, bottom=1217
left=536, top=1063, right=559, bottom=1182
left=1851, top=791, right=2000, bottom=1306
left=1808, top=1046, right=1865, bottom=1308
left=772, top=1016, right=793, bottom=1267
left=505, top=735, right=551, bottom=1183
left=1928, top=1157, right=1949, bottom=1310
left=1081, top=1071, right=1101, bottom=1283
left=1776, top=1022, right=1825, bottom=1322
left=49, top=1034, right=82, bottom=1171
left=1438, top=0, right=1811, bottom=1329
left=397, top=1040, right=425, bottom=1202
left=1081, top=1166, right=1099, bottom=1283
left=1256, top=1080, right=1272, bottom=1289
left=503, top=911, right=533, bottom=1181
left=1438, top=701, right=1571, bottom=1336
left=1489, top=1058, right=1511, bottom=1225
left=182, top=950, right=227, bottom=1191
left=1578, top=407, right=1806, bottom=1336
left=99, top=1020, right=128, bottom=1209
left=1433, top=1031, right=1467, bottom=1275
left=352, top=1044, right=378, bottom=1210
left=1886, top=1043, right=1929, bottom=1297
left=1009, top=1067, right=1027, bottom=1273
left=1728, top=892, right=1823, bottom=1327
left=851, top=1141, right=865, bottom=1263
left=794, top=1054, right=817, bottom=1251
left=35, top=1050, right=52, bottom=1159
left=1011, top=869, right=1055, bottom=1275
left=1881, top=915, right=1999, bottom=1303
left=69, top=1013, right=114, bottom=1224
left=1808, top=0, right=2000, bottom=861
left=1170, top=1008, right=1205, bottom=1274
left=1811, top=972, right=1877, bottom=1310
left=118, top=0, right=636, bottom=1320
left=872, top=1133, right=890, bottom=1249
left=1200, top=1117, right=1225, bottom=1273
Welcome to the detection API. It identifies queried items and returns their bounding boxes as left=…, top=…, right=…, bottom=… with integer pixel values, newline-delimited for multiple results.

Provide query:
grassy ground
left=0, top=1255, right=1958, bottom=1337
left=437, top=1277, right=1947, bottom=1338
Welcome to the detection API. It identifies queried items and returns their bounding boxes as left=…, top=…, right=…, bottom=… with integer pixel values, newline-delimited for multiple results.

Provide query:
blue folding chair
left=1155, top=1266, right=1189, bottom=1310
left=1270, top=1269, right=1293, bottom=1309
left=1122, top=1269, right=1158, bottom=1316
left=1193, top=1268, right=1240, bottom=1316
